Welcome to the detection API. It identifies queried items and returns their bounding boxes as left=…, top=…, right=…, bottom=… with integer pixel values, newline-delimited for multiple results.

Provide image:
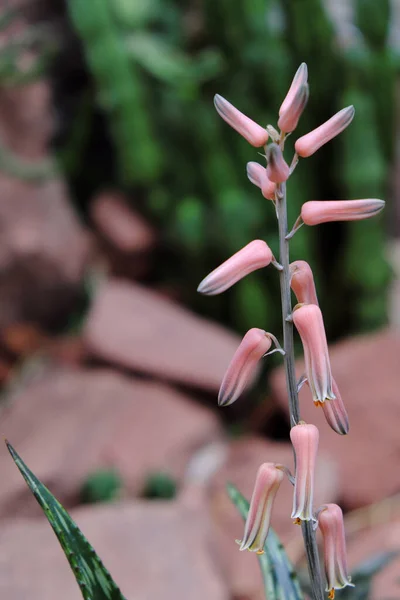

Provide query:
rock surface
left=208, top=436, right=339, bottom=599
left=0, top=500, right=229, bottom=600
left=0, top=368, right=222, bottom=517
left=90, top=192, right=156, bottom=253
left=84, top=279, right=242, bottom=392
left=270, top=329, right=400, bottom=509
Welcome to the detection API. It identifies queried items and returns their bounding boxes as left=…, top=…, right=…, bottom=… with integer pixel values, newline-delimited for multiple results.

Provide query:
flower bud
left=295, top=106, right=355, bottom=157
left=240, top=462, right=284, bottom=553
left=318, top=504, right=354, bottom=598
left=290, top=260, right=319, bottom=306
left=219, top=328, right=272, bottom=407
left=290, top=423, right=319, bottom=522
left=278, top=83, right=309, bottom=133
left=214, top=95, right=269, bottom=147
left=266, top=143, right=290, bottom=183
left=301, top=199, right=385, bottom=226
left=246, top=162, right=276, bottom=200
left=279, top=63, right=308, bottom=117
left=293, top=304, right=335, bottom=404
left=197, top=240, right=273, bottom=296
left=322, top=379, right=349, bottom=435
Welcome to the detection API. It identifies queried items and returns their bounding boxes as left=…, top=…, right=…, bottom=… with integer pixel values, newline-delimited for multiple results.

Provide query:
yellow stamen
left=256, top=549, right=265, bottom=555
left=314, top=400, right=323, bottom=407
left=328, top=589, right=335, bottom=599
left=293, top=518, right=301, bottom=525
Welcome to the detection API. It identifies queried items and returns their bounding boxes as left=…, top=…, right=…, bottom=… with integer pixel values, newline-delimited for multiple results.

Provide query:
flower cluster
left=198, top=64, right=384, bottom=598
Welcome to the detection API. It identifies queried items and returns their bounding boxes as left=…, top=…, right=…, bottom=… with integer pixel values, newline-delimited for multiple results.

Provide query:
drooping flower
left=301, top=199, right=385, bottom=225
left=321, top=378, right=349, bottom=435
left=239, top=462, right=284, bottom=553
left=290, top=260, right=319, bottom=306
left=214, top=95, right=269, bottom=147
left=278, top=63, right=309, bottom=133
left=246, top=162, right=276, bottom=200
left=293, top=304, right=335, bottom=404
left=219, top=328, right=272, bottom=407
left=295, top=106, right=355, bottom=157
left=290, top=422, right=319, bottom=522
left=197, top=240, right=273, bottom=296
left=266, top=143, right=290, bottom=183
left=318, top=503, right=354, bottom=598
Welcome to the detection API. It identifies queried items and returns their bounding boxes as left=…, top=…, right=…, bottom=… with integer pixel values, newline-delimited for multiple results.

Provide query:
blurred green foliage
left=80, top=469, right=122, bottom=504
left=142, top=472, right=177, bottom=500
left=63, top=0, right=397, bottom=338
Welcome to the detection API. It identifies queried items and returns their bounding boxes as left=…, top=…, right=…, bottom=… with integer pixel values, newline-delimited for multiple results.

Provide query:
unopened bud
left=266, top=143, right=290, bottom=183
left=278, top=83, right=309, bottom=133
left=290, top=260, right=319, bottom=306
left=246, top=162, right=276, bottom=200
left=214, top=94, right=269, bottom=147
left=291, top=423, right=319, bottom=522
left=197, top=240, right=273, bottom=296
left=295, top=106, right=355, bottom=157
left=301, top=199, right=385, bottom=225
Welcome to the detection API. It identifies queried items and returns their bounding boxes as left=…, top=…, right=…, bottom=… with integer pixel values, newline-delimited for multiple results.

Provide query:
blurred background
left=0, top=0, right=399, bottom=598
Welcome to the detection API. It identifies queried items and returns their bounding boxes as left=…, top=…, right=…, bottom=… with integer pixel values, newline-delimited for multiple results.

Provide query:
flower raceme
left=290, top=260, right=319, bottom=306
left=295, top=106, right=355, bottom=158
left=301, top=199, right=385, bottom=226
left=291, top=423, right=319, bottom=522
left=213, top=94, right=269, bottom=147
left=246, top=162, right=276, bottom=200
left=318, top=504, right=354, bottom=598
left=278, top=63, right=309, bottom=133
left=197, top=240, right=273, bottom=296
left=293, top=304, right=335, bottom=405
left=239, top=462, right=284, bottom=553
left=219, top=328, right=274, bottom=407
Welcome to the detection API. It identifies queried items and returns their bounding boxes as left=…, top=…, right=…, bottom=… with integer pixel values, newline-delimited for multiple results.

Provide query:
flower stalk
left=276, top=180, right=325, bottom=600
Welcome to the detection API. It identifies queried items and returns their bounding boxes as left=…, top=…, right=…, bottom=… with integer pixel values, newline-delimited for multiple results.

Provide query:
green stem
left=276, top=181, right=325, bottom=600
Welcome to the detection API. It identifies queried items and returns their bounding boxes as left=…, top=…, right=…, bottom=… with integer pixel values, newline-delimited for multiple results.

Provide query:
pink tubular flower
left=318, top=504, right=354, bottom=598
left=219, top=328, right=272, bottom=407
left=246, top=162, right=276, bottom=200
left=290, top=260, right=319, bottom=305
left=301, top=199, right=385, bottom=226
left=240, top=462, right=284, bottom=553
left=279, top=63, right=308, bottom=118
left=214, top=94, right=269, bottom=147
left=266, top=143, right=290, bottom=183
left=197, top=240, right=273, bottom=296
left=293, top=304, right=335, bottom=404
left=290, top=423, right=319, bottom=522
left=295, top=106, right=355, bottom=157
left=322, top=378, right=349, bottom=435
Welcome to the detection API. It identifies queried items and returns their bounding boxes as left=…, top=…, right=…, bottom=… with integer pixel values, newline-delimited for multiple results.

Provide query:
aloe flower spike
left=239, top=462, right=284, bottom=553
left=293, top=304, right=335, bottom=404
left=214, top=94, right=269, bottom=147
left=295, top=106, right=355, bottom=157
left=301, top=199, right=385, bottom=225
left=197, top=240, right=273, bottom=296
left=290, top=422, right=319, bottom=522
left=317, top=504, right=354, bottom=598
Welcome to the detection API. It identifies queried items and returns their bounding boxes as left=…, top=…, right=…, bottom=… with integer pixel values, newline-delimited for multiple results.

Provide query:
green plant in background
left=80, top=469, right=122, bottom=504
left=61, top=0, right=396, bottom=340
left=141, top=471, right=177, bottom=500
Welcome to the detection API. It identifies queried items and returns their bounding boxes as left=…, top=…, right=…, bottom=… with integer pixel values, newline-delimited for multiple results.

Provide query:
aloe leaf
left=227, top=482, right=304, bottom=600
left=6, top=441, right=127, bottom=600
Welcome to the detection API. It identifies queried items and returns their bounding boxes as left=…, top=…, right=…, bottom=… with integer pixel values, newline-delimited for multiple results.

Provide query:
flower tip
left=213, top=94, right=268, bottom=147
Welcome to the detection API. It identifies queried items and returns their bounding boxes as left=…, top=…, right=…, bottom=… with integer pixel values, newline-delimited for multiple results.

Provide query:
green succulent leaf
left=227, top=482, right=304, bottom=600
left=6, top=441, right=127, bottom=600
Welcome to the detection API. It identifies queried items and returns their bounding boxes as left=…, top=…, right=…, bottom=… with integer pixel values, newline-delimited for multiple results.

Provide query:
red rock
left=90, top=192, right=156, bottom=253
left=347, top=521, right=400, bottom=599
left=270, top=329, right=400, bottom=509
left=0, top=175, right=90, bottom=328
left=84, top=279, right=242, bottom=392
left=0, top=368, right=222, bottom=517
left=208, top=436, right=339, bottom=600
left=0, top=501, right=229, bottom=600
